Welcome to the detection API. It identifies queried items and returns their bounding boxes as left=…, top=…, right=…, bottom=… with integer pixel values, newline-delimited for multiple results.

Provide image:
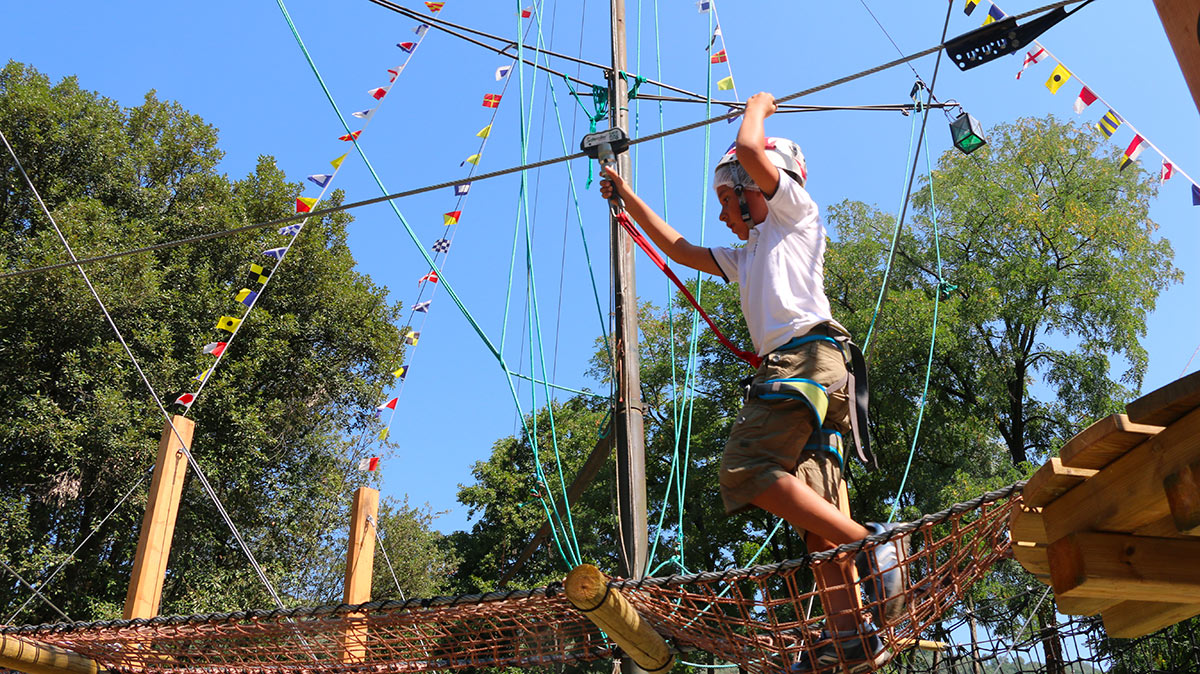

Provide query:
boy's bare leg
left=807, top=533, right=862, bottom=633
left=750, top=473, right=868, bottom=544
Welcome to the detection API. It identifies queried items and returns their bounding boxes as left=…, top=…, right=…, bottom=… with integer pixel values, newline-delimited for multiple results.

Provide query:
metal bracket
left=945, top=4, right=1082, bottom=71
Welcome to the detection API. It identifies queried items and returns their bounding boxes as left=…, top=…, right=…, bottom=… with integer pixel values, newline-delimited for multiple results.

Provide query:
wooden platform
left=1011, top=370, right=1200, bottom=638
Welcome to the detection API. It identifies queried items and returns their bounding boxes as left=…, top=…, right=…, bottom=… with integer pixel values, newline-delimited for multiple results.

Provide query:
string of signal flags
left=965, top=0, right=1199, bottom=203
left=172, top=0, right=538, bottom=473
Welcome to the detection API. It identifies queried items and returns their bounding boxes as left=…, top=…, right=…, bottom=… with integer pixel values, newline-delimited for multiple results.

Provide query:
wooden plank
left=341, top=486, right=379, bottom=664
left=1022, top=459, right=1096, bottom=508
left=1058, top=414, right=1163, bottom=470
left=1048, top=532, right=1200, bottom=603
left=1165, top=459, right=1200, bottom=535
left=1012, top=542, right=1051, bottom=582
left=1042, top=404, right=1200, bottom=543
left=1133, top=513, right=1194, bottom=539
left=123, top=416, right=194, bottom=620
left=1153, top=0, right=1200, bottom=119
left=1055, top=595, right=1118, bottom=617
left=0, top=634, right=105, bottom=674
left=1010, top=505, right=1047, bottom=545
left=1126, top=370, right=1200, bottom=426
left=1103, top=600, right=1200, bottom=639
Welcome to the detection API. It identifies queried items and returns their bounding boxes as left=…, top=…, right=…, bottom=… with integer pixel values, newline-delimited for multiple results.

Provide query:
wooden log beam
left=1058, top=414, right=1162, bottom=470
left=1042, top=404, right=1200, bottom=543
left=123, top=416, right=193, bottom=620
left=1022, top=459, right=1096, bottom=508
left=1055, top=595, right=1118, bottom=617
left=1126, top=369, right=1200, bottom=426
left=1010, top=503, right=1047, bottom=545
left=1152, top=0, right=1200, bottom=118
left=1049, top=532, right=1200, bottom=603
left=1103, top=600, right=1200, bottom=638
left=565, top=564, right=674, bottom=673
left=340, top=486, right=379, bottom=664
left=1165, top=459, right=1200, bottom=535
left=0, top=634, right=105, bottom=674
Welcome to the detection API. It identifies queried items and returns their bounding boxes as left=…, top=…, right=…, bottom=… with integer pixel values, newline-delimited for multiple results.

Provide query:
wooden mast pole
left=340, top=486, right=379, bottom=663
left=609, top=1, right=648, bottom=671
left=123, top=415, right=194, bottom=620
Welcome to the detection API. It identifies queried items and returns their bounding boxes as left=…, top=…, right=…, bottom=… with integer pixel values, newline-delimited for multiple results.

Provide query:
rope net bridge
left=1, top=485, right=1018, bottom=674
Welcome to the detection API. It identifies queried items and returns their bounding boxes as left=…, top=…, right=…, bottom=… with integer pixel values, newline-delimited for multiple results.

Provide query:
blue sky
left=4, top=0, right=1197, bottom=539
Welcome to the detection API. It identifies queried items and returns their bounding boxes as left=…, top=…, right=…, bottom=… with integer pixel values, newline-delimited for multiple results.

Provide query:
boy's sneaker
left=790, top=629, right=892, bottom=674
left=855, top=522, right=910, bottom=625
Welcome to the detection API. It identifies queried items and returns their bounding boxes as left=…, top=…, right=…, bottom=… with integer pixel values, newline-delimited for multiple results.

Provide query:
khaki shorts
left=719, top=338, right=852, bottom=525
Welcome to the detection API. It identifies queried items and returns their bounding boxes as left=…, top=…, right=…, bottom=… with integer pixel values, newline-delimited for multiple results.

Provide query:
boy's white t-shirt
left=709, top=173, right=843, bottom=356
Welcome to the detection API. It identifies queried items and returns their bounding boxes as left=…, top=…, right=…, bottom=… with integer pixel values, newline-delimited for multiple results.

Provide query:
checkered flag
left=432, top=238, right=451, bottom=254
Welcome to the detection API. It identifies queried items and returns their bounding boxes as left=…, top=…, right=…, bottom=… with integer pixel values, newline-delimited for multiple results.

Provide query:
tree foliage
left=0, top=61, right=452, bottom=623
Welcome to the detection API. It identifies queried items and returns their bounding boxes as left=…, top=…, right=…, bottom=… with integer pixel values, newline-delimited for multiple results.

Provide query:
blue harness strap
left=804, top=429, right=844, bottom=468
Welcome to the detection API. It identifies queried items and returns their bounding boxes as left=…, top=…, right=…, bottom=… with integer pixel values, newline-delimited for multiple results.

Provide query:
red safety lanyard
left=615, top=211, right=762, bottom=369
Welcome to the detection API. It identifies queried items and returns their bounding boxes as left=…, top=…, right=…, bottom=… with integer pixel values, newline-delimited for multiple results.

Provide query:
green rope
left=862, top=105, right=921, bottom=351
left=562, top=77, right=610, bottom=187
left=887, top=91, right=945, bottom=524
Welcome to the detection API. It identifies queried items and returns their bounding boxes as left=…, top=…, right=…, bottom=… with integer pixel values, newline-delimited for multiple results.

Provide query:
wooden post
left=123, top=415, right=194, bottom=620
left=340, top=486, right=379, bottom=663
left=0, top=634, right=105, bottom=674
left=565, top=564, right=674, bottom=673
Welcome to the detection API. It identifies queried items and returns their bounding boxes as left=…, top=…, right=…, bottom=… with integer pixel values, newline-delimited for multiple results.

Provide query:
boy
left=599, top=92, right=907, bottom=673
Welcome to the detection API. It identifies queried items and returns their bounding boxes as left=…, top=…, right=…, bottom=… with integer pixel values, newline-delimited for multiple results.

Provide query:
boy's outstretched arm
left=735, top=92, right=781, bottom=198
left=600, top=166, right=721, bottom=276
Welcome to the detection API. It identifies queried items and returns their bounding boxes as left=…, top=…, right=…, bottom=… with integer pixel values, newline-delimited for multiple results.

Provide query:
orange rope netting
left=3, top=484, right=1021, bottom=674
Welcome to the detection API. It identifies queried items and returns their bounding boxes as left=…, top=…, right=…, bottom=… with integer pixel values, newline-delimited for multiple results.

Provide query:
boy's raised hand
left=599, top=165, right=625, bottom=201
left=744, top=91, right=777, bottom=119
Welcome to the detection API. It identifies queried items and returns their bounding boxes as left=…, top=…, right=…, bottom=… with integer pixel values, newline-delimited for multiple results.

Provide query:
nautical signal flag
left=1073, top=87, right=1097, bottom=114
left=339, top=130, right=362, bottom=141
left=374, top=397, right=398, bottom=418
left=982, top=5, right=1004, bottom=24
left=236, top=289, right=258, bottom=307
left=413, top=300, right=431, bottom=312
left=279, top=223, right=303, bottom=236
left=397, top=42, right=416, bottom=53
left=420, top=270, right=439, bottom=284
left=717, top=75, right=734, bottom=91
left=1162, top=161, right=1174, bottom=182
left=518, top=6, right=532, bottom=17
left=425, top=1, right=444, bottom=12
left=379, top=428, right=389, bottom=441
left=308, top=174, right=332, bottom=187
left=332, top=153, right=347, bottom=169
left=964, top=0, right=979, bottom=15
left=405, top=330, right=420, bottom=345
left=192, top=369, right=211, bottom=384
left=495, top=65, right=512, bottom=80
left=175, top=393, right=196, bottom=408
left=476, top=124, right=492, bottom=138
left=454, top=183, right=471, bottom=196
left=710, top=49, right=728, bottom=64
left=296, top=197, right=318, bottom=213
left=443, top=211, right=461, bottom=226
left=358, top=457, right=381, bottom=471
left=482, top=94, right=502, bottom=108
left=462, top=153, right=481, bottom=166
left=697, top=0, right=711, bottom=12
left=1193, top=184, right=1200, bottom=206
left=415, top=23, right=429, bottom=35
left=388, top=67, right=403, bottom=82
left=263, top=247, right=287, bottom=260
left=1045, top=64, right=1071, bottom=94
left=216, top=316, right=242, bottom=333
left=1015, top=46, right=1047, bottom=80
left=394, top=365, right=408, bottom=379
left=1120, top=135, right=1147, bottom=171
left=249, top=263, right=270, bottom=285
left=352, top=108, right=376, bottom=120
left=202, top=342, right=227, bottom=357
left=1097, top=110, right=1121, bottom=138
left=432, top=238, right=451, bottom=253
left=368, top=87, right=388, bottom=100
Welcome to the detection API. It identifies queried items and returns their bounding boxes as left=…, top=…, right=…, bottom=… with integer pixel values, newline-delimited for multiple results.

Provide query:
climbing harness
left=747, top=328, right=876, bottom=470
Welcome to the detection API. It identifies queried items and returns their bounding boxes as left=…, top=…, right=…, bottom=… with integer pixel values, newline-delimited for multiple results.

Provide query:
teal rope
left=273, top=0, right=584, bottom=568
left=862, top=106, right=921, bottom=351
left=506, top=372, right=606, bottom=399
left=886, top=100, right=944, bottom=524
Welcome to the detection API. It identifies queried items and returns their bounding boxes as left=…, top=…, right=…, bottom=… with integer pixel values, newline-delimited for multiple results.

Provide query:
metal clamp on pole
left=580, top=128, right=630, bottom=213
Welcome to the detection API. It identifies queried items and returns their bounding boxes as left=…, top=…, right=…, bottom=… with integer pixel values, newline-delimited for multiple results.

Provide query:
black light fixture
left=949, top=111, right=987, bottom=155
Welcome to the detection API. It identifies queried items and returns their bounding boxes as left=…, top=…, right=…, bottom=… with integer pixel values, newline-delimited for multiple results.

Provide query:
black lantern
left=949, top=112, right=986, bottom=155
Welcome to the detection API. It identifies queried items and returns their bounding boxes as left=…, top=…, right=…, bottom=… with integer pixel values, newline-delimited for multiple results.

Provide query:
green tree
left=0, top=61, right=434, bottom=623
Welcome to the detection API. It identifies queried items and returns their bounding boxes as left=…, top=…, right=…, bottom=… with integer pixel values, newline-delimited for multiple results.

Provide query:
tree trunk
left=1038, top=601, right=1065, bottom=674
left=966, top=596, right=984, bottom=674
left=1007, top=370, right=1028, bottom=465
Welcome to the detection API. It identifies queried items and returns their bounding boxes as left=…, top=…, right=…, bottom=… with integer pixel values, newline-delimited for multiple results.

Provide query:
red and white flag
left=419, top=270, right=439, bottom=284
left=517, top=6, right=531, bottom=17
left=202, top=342, right=227, bottom=357
left=358, top=457, right=381, bottom=471
left=374, top=397, right=398, bottom=419
left=1162, top=161, right=1174, bottom=182
left=1015, top=46, right=1048, bottom=80
left=1120, top=135, right=1148, bottom=171
left=368, top=87, right=387, bottom=100
left=175, top=393, right=196, bottom=408
left=1073, top=86, right=1097, bottom=114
